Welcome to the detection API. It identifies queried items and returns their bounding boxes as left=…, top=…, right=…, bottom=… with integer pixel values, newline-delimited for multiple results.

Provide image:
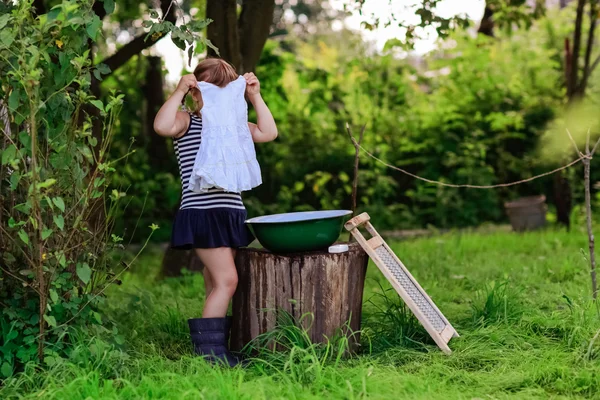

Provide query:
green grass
left=2, top=227, right=600, bottom=399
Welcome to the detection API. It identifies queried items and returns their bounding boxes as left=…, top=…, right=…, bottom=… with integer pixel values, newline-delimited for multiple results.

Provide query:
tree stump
left=230, top=243, right=368, bottom=352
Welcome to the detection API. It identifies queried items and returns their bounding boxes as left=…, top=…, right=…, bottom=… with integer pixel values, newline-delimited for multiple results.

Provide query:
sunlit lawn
left=2, top=226, right=600, bottom=399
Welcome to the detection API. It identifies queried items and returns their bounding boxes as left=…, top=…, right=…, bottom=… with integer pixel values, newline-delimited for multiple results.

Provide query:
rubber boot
left=188, top=317, right=239, bottom=367
left=224, top=316, right=246, bottom=364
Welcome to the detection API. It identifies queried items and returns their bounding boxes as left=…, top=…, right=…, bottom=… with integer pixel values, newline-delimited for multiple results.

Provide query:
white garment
left=188, top=76, right=262, bottom=193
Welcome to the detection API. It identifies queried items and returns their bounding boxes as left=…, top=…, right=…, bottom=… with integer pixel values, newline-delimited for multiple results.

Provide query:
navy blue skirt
left=171, top=208, right=255, bottom=250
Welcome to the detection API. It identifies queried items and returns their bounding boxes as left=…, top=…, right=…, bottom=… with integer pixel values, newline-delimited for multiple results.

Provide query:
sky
left=155, top=0, right=486, bottom=84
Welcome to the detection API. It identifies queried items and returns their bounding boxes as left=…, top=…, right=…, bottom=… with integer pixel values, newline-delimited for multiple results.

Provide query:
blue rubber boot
left=188, top=317, right=239, bottom=367
left=224, top=316, right=247, bottom=364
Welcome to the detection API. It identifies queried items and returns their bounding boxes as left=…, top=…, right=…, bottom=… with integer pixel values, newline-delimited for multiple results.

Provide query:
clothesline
left=352, top=141, right=590, bottom=189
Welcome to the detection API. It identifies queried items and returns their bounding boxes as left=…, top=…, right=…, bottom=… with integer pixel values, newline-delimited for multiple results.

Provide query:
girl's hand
left=175, top=74, right=198, bottom=96
left=244, top=72, right=260, bottom=97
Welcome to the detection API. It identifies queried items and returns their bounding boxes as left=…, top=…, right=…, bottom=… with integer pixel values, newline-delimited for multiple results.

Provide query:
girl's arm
left=154, top=74, right=197, bottom=138
left=244, top=73, right=278, bottom=143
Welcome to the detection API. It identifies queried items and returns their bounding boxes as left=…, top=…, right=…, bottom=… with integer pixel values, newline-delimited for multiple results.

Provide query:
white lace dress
left=188, top=76, right=262, bottom=193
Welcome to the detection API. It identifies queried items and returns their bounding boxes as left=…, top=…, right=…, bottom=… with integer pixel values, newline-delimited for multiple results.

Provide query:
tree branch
left=346, top=123, right=366, bottom=216
left=98, top=0, right=176, bottom=76
left=591, top=54, right=600, bottom=75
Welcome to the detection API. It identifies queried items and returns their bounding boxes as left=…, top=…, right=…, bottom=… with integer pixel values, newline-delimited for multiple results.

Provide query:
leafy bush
left=244, top=22, right=566, bottom=229
left=0, top=0, right=132, bottom=377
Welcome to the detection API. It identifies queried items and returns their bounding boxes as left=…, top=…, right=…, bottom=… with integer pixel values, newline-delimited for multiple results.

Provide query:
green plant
left=471, top=281, right=524, bottom=326
left=0, top=0, right=148, bottom=377
left=362, top=284, right=432, bottom=352
left=244, top=310, right=357, bottom=385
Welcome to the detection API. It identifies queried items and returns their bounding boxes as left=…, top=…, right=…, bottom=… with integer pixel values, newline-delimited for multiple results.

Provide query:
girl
left=154, top=58, right=278, bottom=366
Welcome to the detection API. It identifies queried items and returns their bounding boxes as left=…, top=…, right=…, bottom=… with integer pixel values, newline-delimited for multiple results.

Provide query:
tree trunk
left=567, top=0, right=586, bottom=99
left=554, top=0, right=592, bottom=229
left=238, top=0, right=276, bottom=72
left=161, top=248, right=204, bottom=277
left=553, top=171, right=572, bottom=230
left=230, top=243, right=368, bottom=352
left=206, top=0, right=242, bottom=70
left=478, top=6, right=495, bottom=37
left=206, top=0, right=276, bottom=73
left=143, top=56, right=175, bottom=173
left=580, top=0, right=598, bottom=96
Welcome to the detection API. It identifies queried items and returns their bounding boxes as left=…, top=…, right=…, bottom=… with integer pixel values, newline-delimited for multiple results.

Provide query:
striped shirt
left=174, top=114, right=245, bottom=210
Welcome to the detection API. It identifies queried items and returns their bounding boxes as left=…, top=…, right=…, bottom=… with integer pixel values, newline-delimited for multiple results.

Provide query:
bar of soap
left=328, top=244, right=349, bottom=254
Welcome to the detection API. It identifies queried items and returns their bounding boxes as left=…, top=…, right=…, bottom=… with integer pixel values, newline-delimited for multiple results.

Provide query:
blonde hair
left=188, top=58, right=239, bottom=116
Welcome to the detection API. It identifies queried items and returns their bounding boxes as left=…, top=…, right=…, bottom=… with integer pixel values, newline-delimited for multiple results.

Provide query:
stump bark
left=231, top=243, right=368, bottom=351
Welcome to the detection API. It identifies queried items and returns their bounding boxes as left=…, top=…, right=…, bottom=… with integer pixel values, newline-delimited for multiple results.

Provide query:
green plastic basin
left=245, top=210, right=353, bottom=253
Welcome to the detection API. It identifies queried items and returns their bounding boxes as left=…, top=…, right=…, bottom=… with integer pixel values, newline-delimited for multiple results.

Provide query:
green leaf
left=49, top=289, right=59, bottom=303
left=204, top=39, right=220, bottom=56
left=43, top=315, right=57, bottom=328
left=19, top=131, right=31, bottom=148
left=1, top=362, right=12, bottom=378
left=9, top=172, right=20, bottom=191
left=89, top=100, right=104, bottom=112
left=93, top=63, right=111, bottom=81
left=4, top=252, right=16, bottom=264
left=96, top=63, right=111, bottom=74
left=8, top=88, right=20, bottom=112
left=47, top=7, right=62, bottom=23
left=18, top=229, right=29, bottom=245
left=93, top=312, right=102, bottom=324
left=86, top=15, right=102, bottom=40
left=14, top=201, right=32, bottom=215
left=187, top=46, right=194, bottom=67
left=57, top=252, right=66, bottom=268
left=0, top=29, right=15, bottom=48
left=53, top=215, right=64, bottom=231
left=76, top=263, right=92, bottom=285
left=0, top=14, right=11, bottom=30
left=37, top=179, right=57, bottom=190
left=142, top=20, right=153, bottom=28
left=172, top=37, right=186, bottom=51
left=103, top=0, right=115, bottom=14
left=42, top=228, right=53, bottom=240
left=189, top=19, right=211, bottom=31
left=52, top=197, right=65, bottom=212
left=1, top=144, right=16, bottom=165
left=93, top=68, right=103, bottom=81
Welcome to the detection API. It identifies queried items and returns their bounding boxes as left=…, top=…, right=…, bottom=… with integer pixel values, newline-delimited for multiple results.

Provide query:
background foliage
left=108, top=6, right=600, bottom=240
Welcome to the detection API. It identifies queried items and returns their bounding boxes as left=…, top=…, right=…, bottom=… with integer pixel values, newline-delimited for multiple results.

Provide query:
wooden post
left=230, top=243, right=368, bottom=351
left=566, top=128, right=599, bottom=299
left=346, top=123, right=366, bottom=216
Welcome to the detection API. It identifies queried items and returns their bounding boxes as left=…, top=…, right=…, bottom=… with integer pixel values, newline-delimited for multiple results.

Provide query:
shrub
left=0, top=0, right=129, bottom=377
